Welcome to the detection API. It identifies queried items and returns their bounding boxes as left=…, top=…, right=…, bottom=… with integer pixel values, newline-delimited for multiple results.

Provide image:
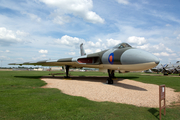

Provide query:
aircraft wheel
left=64, top=76, right=70, bottom=78
left=164, top=72, right=168, bottom=76
left=106, top=78, right=113, bottom=84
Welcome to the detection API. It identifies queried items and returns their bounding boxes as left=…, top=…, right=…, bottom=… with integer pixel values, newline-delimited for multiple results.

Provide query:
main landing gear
left=64, top=65, right=70, bottom=78
left=106, top=69, right=115, bottom=84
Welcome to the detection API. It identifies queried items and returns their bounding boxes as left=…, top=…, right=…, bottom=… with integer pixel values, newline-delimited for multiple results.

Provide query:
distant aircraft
left=151, top=64, right=163, bottom=74
left=144, top=69, right=152, bottom=73
left=9, top=43, right=159, bottom=84
left=151, top=61, right=180, bottom=75
left=172, top=61, right=180, bottom=74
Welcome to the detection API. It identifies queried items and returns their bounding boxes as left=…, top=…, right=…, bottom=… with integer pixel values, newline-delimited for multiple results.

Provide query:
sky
left=0, top=0, right=180, bottom=67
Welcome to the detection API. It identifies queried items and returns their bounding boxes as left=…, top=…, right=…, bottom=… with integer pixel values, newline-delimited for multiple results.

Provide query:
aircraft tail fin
left=80, top=43, right=86, bottom=56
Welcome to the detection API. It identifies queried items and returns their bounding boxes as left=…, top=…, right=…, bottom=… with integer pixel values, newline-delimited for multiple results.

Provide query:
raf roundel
left=108, top=53, right=114, bottom=64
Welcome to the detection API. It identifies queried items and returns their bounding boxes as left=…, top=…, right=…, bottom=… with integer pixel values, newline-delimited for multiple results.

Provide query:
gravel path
left=41, top=76, right=180, bottom=108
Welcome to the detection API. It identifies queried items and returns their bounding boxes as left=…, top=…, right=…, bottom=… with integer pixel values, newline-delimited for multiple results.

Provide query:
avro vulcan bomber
left=9, top=43, right=160, bottom=84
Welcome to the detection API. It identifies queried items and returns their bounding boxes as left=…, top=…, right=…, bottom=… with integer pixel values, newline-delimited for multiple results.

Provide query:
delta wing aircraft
left=9, top=43, right=160, bottom=84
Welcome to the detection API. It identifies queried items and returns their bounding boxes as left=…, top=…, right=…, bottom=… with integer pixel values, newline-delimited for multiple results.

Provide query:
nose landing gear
left=106, top=69, right=115, bottom=84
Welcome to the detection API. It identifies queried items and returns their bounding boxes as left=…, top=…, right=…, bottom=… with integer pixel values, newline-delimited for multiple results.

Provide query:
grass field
left=0, top=71, right=180, bottom=120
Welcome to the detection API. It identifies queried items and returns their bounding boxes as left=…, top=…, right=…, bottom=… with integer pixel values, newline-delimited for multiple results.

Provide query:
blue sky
left=0, top=0, right=180, bottom=67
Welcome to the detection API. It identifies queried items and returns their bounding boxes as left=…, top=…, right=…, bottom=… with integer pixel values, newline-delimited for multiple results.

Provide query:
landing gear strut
left=106, top=69, right=115, bottom=84
left=64, top=65, right=70, bottom=78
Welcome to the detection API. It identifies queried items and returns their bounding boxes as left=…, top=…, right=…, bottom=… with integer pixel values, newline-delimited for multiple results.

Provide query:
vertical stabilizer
left=80, top=43, right=86, bottom=56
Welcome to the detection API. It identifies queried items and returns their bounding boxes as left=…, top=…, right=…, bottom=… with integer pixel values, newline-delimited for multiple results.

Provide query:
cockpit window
left=113, top=43, right=132, bottom=49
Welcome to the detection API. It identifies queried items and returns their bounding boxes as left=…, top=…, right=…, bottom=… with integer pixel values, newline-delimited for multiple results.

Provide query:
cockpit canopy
left=113, top=43, right=132, bottom=49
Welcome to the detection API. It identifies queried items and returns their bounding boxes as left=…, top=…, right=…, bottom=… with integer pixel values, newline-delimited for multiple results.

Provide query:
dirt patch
left=41, top=76, right=180, bottom=108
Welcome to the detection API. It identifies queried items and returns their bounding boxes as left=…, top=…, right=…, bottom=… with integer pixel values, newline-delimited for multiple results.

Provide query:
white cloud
left=16, top=30, right=29, bottom=36
left=17, top=58, right=24, bottom=61
left=165, top=48, right=173, bottom=53
left=153, top=52, right=172, bottom=57
left=41, top=54, right=46, bottom=57
left=0, top=27, right=21, bottom=42
left=0, top=50, right=10, bottom=53
left=116, top=0, right=129, bottom=5
left=136, top=44, right=150, bottom=50
left=106, top=38, right=121, bottom=47
left=22, top=12, right=41, bottom=22
left=85, top=39, right=108, bottom=50
left=166, top=24, right=171, bottom=27
left=153, top=53, right=160, bottom=56
left=54, top=35, right=85, bottom=47
left=0, top=27, right=28, bottom=45
left=84, top=38, right=121, bottom=50
left=177, top=34, right=180, bottom=39
left=32, top=54, right=47, bottom=60
left=153, top=52, right=169, bottom=57
left=161, top=52, right=169, bottom=56
left=87, top=41, right=101, bottom=48
left=5, top=50, right=10, bottom=53
left=53, top=16, right=71, bottom=25
left=39, top=0, right=104, bottom=24
left=127, top=36, right=146, bottom=45
left=0, top=56, right=10, bottom=60
left=68, top=52, right=76, bottom=56
left=152, top=43, right=173, bottom=53
left=136, top=42, right=174, bottom=54
left=85, top=49, right=93, bottom=54
left=98, top=39, right=102, bottom=42
left=39, top=49, right=48, bottom=54
left=171, top=53, right=177, bottom=56
left=84, top=11, right=104, bottom=24
left=95, top=49, right=101, bottom=52
left=78, top=46, right=101, bottom=55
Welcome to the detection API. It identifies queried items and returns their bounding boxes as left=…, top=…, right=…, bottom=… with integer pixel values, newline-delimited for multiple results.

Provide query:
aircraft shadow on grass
left=40, top=76, right=147, bottom=91
left=15, top=75, right=146, bottom=91
left=15, top=76, right=42, bottom=79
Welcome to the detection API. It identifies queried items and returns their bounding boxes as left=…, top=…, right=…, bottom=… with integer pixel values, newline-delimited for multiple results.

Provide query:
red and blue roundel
left=108, top=53, right=114, bottom=64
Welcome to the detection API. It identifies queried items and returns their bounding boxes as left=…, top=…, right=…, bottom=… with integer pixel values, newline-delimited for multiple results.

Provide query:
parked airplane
left=9, top=43, right=159, bottom=84
left=151, top=64, right=163, bottom=74
left=172, top=61, right=180, bottom=74
left=151, top=61, right=180, bottom=75
left=144, top=69, right=152, bottom=73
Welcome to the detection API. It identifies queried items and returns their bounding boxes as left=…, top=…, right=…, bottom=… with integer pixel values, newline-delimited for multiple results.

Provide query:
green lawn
left=0, top=71, right=179, bottom=120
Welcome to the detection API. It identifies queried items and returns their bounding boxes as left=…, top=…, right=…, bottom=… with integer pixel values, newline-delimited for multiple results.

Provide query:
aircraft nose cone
left=121, top=49, right=160, bottom=65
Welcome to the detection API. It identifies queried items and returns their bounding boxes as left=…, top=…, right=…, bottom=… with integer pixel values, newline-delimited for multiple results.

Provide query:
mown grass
left=0, top=71, right=180, bottom=120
